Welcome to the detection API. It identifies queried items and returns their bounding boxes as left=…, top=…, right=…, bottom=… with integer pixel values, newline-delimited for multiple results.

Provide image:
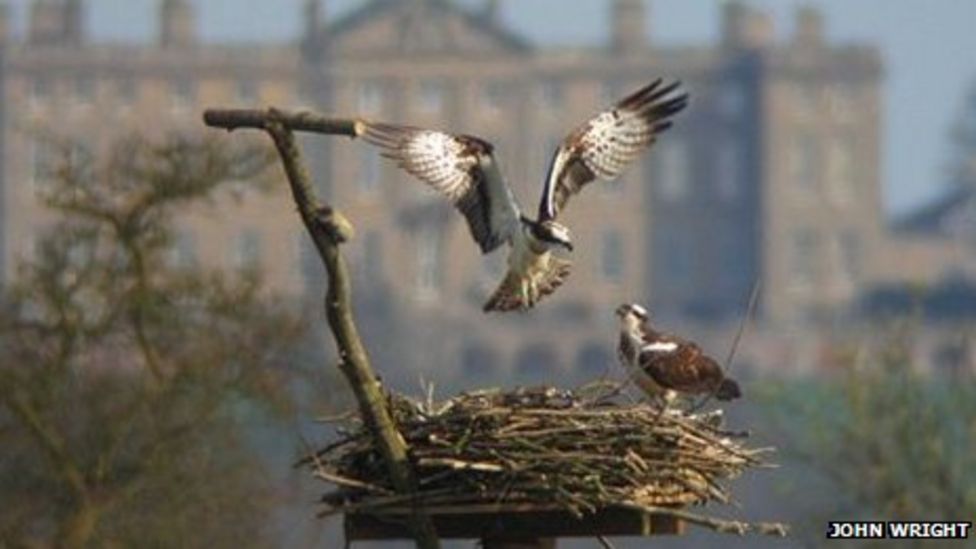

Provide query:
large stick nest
left=306, top=384, right=782, bottom=530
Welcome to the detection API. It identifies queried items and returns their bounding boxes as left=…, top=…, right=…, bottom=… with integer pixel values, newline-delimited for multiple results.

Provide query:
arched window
left=657, top=139, right=689, bottom=201
left=514, top=344, right=559, bottom=382
left=460, top=343, right=499, bottom=382
left=789, top=132, right=820, bottom=190
left=576, top=343, right=614, bottom=379
left=414, top=226, right=444, bottom=301
left=599, top=230, right=624, bottom=282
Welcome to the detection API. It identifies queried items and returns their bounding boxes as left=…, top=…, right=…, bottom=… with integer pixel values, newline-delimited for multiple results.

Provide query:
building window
left=793, top=84, right=820, bottom=117
left=236, top=79, right=258, bottom=104
left=576, top=343, right=612, bottom=378
left=661, top=232, right=693, bottom=283
left=481, top=83, right=505, bottom=114
left=292, top=89, right=316, bottom=111
left=658, top=140, right=690, bottom=201
left=460, top=343, right=499, bottom=381
left=415, top=228, right=443, bottom=300
left=418, top=80, right=445, bottom=113
left=357, top=81, right=384, bottom=114
left=718, top=84, right=746, bottom=118
left=828, top=85, right=855, bottom=121
left=117, top=77, right=137, bottom=106
left=789, top=132, right=819, bottom=190
left=515, top=344, right=558, bottom=379
left=836, top=230, right=861, bottom=283
left=31, top=142, right=90, bottom=188
left=232, top=228, right=262, bottom=270
left=31, top=140, right=57, bottom=188
left=29, top=77, right=52, bottom=109
left=600, top=81, right=620, bottom=106
left=19, top=234, right=36, bottom=265
left=169, top=230, right=198, bottom=269
left=790, top=229, right=820, bottom=286
left=827, top=136, right=856, bottom=206
left=479, top=250, right=506, bottom=292
left=715, top=139, right=740, bottom=200
left=72, top=76, right=95, bottom=107
left=170, top=78, right=196, bottom=112
left=359, top=149, right=380, bottom=192
left=538, top=79, right=563, bottom=109
left=362, top=230, right=383, bottom=286
left=599, top=230, right=624, bottom=282
left=717, top=229, right=751, bottom=295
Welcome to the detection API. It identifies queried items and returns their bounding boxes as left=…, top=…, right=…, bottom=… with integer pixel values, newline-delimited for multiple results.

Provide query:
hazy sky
left=5, top=0, right=976, bottom=216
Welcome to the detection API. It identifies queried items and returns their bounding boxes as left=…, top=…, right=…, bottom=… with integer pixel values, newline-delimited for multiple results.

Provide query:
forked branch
left=203, top=107, right=440, bottom=548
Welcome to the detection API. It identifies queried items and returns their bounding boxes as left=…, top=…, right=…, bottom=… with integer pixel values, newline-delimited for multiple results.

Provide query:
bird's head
left=615, top=302, right=649, bottom=325
left=462, top=135, right=495, bottom=167
left=534, top=220, right=574, bottom=252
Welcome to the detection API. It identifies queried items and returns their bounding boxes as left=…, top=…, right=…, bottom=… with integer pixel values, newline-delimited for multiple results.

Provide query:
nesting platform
left=346, top=503, right=682, bottom=542
left=306, top=385, right=787, bottom=544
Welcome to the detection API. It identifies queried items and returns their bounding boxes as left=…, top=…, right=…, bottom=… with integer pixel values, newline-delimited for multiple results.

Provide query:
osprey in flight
left=616, top=303, right=741, bottom=404
left=360, top=80, right=688, bottom=312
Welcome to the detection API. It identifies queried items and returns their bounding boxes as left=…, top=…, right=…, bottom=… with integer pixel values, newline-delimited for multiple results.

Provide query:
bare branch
left=203, top=108, right=364, bottom=138
left=1, top=390, right=87, bottom=498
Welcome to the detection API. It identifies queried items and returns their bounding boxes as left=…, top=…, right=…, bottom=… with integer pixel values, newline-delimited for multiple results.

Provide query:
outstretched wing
left=361, top=122, right=520, bottom=253
left=538, top=79, right=689, bottom=221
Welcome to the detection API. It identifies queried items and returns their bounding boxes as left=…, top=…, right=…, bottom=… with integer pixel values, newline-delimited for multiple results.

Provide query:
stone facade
left=0, top=0, right=890, bottom=383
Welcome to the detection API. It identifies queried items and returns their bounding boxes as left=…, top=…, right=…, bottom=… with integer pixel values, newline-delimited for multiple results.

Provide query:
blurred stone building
left=0, top=0, right=892, bottom=384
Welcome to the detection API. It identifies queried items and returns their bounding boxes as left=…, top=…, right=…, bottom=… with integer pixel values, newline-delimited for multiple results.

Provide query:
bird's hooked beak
left=614, top=305, right=629, bottom=320
left=561, top=240, right=574, bottom=252
left=476, top=153, right=494, bottom=169
left=616, top=303, right=649, bottom=323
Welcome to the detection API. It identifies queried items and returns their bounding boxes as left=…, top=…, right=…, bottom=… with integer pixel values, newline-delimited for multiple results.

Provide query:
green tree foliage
left=766, top=327, right=976, bottom=532
left=0, top=134, right=317, bottom=547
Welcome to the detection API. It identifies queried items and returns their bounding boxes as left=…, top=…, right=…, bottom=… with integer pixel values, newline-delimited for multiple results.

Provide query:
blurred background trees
left=0, top=134, right=340, bottom=548
left=763, top=322, right=976, bottom=537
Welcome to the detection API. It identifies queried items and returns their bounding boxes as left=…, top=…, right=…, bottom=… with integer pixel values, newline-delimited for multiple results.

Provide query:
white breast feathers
left=642, top=341, right=678, bottom=353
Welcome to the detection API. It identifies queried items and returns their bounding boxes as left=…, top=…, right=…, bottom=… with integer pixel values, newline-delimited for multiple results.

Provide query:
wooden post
left=203, top=107, right=441, bottom=549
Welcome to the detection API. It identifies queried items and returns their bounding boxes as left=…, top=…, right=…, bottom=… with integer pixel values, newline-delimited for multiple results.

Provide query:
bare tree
left=0, top=133, right=322, bottom=547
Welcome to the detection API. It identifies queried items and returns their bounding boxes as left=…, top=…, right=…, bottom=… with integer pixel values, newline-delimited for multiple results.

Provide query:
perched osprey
left=615, top=303, right=741, bottom=404
left=360, top=80, right=688, bottom=312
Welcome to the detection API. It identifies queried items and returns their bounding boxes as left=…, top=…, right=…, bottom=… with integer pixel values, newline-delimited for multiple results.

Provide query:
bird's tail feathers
left=483, top=257, right=572, bottom=313
left=715, top=378, right=742, bottom=401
